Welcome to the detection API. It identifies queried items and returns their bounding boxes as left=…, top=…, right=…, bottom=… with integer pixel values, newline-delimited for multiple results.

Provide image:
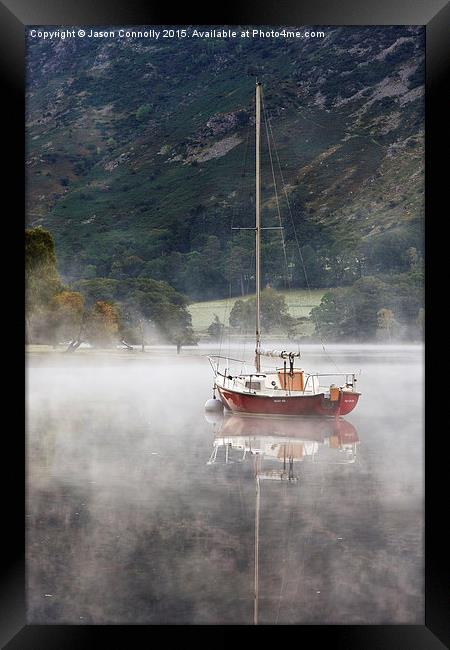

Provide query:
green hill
left=189, top=288, right=325, bottom=334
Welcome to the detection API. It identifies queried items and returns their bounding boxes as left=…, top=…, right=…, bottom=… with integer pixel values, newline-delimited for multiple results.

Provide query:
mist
left=26, top=342, right=423, bottom=624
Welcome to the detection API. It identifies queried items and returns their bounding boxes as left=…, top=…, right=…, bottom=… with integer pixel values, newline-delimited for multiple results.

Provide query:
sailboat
left=208, top=82, right=361, bottom=417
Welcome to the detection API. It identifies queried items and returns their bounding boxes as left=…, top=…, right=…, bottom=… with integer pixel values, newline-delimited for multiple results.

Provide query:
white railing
left=208, top=356, right=359, bottom=396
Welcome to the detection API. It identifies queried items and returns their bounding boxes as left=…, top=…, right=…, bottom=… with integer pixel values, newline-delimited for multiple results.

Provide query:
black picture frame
left=4, top=0, right=448, bottom=646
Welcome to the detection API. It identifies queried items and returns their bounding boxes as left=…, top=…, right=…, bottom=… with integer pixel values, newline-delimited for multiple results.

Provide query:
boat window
left=245, top=381, right=262, bottom=391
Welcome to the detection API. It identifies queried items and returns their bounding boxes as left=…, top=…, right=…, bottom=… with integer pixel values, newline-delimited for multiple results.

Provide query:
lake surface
left=26, top=344, right=424, bottom=624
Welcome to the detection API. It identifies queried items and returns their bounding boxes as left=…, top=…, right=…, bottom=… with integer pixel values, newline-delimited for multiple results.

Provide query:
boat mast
left=255, top=81, right=262, bottom=372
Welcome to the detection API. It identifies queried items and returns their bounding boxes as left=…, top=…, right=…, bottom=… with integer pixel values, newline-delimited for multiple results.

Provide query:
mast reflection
left=205, top=413, right=360, bottom=624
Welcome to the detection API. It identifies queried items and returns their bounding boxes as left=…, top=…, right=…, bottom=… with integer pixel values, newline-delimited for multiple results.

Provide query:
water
left=26, top=344, right=424, bottom=624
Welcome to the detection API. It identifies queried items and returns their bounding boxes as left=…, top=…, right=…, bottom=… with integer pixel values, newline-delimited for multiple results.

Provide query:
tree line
left=78, top=216, right=423, bottom=306
left=310, top=270, right=424, bottom=342
left=26, top=227, right=197, bottom=351
left=212, top=269, right=424, bottom=343
left=26, top=225, right=424, bottom=347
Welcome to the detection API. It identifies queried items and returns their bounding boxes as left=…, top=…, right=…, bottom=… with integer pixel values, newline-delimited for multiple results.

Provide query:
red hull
left=218, top=413, right=359, bottom=444
left=216, top=386, right=360, bottom=417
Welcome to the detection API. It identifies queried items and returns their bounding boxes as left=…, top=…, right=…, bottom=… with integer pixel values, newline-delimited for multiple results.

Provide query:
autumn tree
left=85, top=301, right=120, bottom=347
left=73, top=277, right=198, bottom=351
left=26, top=227, right=64, bottom=342
left=49, top=290, right=85, bottom=344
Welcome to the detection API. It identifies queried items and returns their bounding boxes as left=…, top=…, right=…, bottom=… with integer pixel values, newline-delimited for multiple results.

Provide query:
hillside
left=26, top=26, right=424, bottom=300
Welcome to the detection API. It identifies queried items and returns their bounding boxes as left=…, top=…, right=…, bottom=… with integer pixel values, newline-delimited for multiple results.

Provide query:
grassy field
left=188, top=288, right=327, bottom=334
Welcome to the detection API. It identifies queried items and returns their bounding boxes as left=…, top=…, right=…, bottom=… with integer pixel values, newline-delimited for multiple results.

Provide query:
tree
left=292, top=244, right=327, bottom=288
left=73, top=276, right=197, bottom=351
left=310, top=289, right=349, bottom=340
left=26, top=227, right=64, bottom=342
left=229, top=289, right=295, bottom=334
left=361, top=231, right=411, bottom=274
left=228, top=298, right=250, bottom=331
left=405, top=246, right=419, bottom=269
left=178, top=237, right=227, bottom=299
left=286, top=316, right=311, bottom=341
left=311, top=277, right=388, bottom=340
left=84, top=264, right=97, bottom=279
left=327, top=229, right=363, bottom=287
left=344, top=277, right=388, bottom=339
left=153, top=302, right=198, bottom=350
left=207, top=314, right=224, bottom=341
left=122, top=255, right=144, bottom=278
left=416, top=308, right=425, bottom=338
left=49, top=290, right=85, bottom=344
left=377, top=308, right=399, bottom=341
left=225, top=233, right=254, bottom=297
left=110, top=260, right=125, bottom=279
left=85, top=300, right=119, bottom=347
left=136, top=104, right=151, bottom=121
left=261, top=238, right=290, bottom=290
left=71, top=278, right=119, bottom=305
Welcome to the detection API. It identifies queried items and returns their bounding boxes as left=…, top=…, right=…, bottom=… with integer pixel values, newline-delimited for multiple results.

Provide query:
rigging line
left=264, top=107, right=342, bottom=373
left=241, top=246, right=255, bottom=365
left=219, top=129, right=251, bottom=362
left=261, top=89, right=291, bottom=291
left=219, top=213, right=234, bottom=362
left=231, top=130, right=253, bottom=366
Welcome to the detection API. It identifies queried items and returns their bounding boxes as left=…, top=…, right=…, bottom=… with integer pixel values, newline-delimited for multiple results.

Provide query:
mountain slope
left=26, top=26, right=424, bottom=295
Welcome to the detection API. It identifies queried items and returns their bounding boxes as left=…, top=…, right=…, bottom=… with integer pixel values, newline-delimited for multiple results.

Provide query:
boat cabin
left=220, top=369, right=320, bottom=396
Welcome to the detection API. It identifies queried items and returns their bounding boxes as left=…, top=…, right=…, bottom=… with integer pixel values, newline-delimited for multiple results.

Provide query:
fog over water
left=26, top=343, right=423, bottom=624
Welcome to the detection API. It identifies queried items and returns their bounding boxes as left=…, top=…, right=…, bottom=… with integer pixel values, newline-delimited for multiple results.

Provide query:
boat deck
left=215, top=371, right=323, bottom=398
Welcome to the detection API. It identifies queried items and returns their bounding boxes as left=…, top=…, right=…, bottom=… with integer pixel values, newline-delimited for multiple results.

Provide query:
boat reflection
left=206, top=413, right=359, bottom=472
left=205, top=413, right=360, bottom=624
